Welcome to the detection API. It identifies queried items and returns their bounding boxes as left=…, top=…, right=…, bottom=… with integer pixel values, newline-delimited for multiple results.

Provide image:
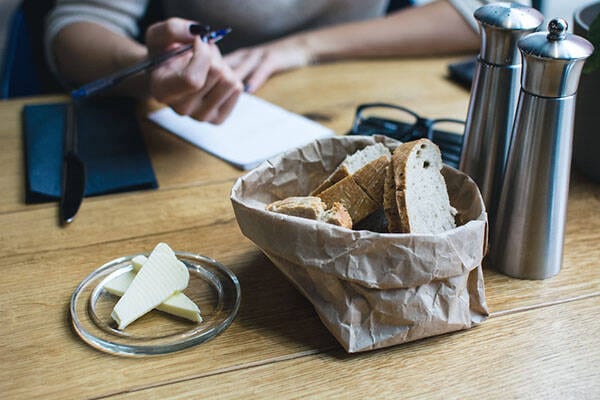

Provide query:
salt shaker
left=491, top=18, right=594, bottom=279
left=460, top=2, right=543, bottom=228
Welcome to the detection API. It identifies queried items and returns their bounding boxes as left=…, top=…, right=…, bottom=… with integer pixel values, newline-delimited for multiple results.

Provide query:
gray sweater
left=44, top=0, right=530, bottom=77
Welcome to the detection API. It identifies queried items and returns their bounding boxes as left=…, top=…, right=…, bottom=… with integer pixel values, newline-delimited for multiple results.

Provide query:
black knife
left=59, top=101, right=86, bottom=225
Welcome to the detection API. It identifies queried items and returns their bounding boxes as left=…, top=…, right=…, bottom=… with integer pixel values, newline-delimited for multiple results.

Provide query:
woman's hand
left=145, top=18, right=243, bottom=124
left=224, top=36, right=313, bottom=93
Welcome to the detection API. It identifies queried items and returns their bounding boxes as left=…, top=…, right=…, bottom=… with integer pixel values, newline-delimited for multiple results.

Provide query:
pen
left=71, top=27, right=231, bottom=99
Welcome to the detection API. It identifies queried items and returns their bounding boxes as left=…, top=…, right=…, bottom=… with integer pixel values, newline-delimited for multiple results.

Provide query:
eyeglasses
left=348, top=103, right=465, bottom=168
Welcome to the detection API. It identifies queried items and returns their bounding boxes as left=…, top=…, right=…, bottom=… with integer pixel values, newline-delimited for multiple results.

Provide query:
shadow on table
left=232, top=251, right=489, bottom=360
left=232, top=251, right=339, bottom=351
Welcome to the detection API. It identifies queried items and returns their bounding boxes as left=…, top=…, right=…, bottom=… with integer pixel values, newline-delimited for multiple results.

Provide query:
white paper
left=147, top=93, right=334, bottom=170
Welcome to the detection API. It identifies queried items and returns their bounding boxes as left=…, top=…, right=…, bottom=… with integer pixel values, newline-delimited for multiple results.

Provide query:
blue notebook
left=23, top=97, right=158, bottom=203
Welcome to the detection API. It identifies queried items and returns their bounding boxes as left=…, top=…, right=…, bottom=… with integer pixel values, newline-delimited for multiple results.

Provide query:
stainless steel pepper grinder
left=491, top=18, right=594, bottom=280
left=460, top=2, right=543, bottom=228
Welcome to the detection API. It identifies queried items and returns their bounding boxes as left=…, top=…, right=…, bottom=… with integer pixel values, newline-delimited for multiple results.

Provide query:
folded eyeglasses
left=348, top=103, right=465, bottom=168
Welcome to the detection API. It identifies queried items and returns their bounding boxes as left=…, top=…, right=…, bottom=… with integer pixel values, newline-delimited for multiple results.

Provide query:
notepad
left=23, top=98, right=157, bottom=203
left=147, top=93, right=334, bottom=170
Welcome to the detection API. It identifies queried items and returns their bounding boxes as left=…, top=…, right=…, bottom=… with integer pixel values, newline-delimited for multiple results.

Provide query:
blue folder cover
left=23, top=97, right=158, bottom=203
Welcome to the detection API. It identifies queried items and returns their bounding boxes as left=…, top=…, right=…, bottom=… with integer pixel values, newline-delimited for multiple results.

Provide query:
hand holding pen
left=73, top=18, right=243, bottom=124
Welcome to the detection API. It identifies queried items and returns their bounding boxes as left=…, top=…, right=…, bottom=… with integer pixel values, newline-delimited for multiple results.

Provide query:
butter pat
left=104, top=255, right=202, bottom=323
left=111, top=243, right=190, bottom=329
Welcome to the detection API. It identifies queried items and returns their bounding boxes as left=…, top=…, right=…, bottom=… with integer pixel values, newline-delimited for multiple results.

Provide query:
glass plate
left=70, top=252, right=241, bottom=357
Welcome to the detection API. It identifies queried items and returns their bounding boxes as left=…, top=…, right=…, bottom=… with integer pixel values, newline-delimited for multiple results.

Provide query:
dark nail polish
left=189, top=24, right=210, bottom=36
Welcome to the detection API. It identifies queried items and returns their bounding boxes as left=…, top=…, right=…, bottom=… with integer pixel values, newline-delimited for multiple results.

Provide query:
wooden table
left=1, top=57, right=599, bottom=399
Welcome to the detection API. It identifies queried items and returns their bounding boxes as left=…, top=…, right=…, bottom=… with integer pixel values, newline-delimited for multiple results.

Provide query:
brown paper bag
left=231, top=135, right=489, bottom=352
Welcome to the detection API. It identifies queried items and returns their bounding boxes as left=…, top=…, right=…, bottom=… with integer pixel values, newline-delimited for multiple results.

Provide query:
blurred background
left=538, top=0, right=595, bottom=26
left=0, top=0, right=597, bottom=98
left=1, top=0, right=21, bottom=74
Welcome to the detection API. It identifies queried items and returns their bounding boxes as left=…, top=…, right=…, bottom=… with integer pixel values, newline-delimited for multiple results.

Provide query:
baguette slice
left=352, top=155, right=390, bottom=203
left=384, top=139, right=456, bottom=234
left=310, top=143, right=391, bottom=195
left=266, top=196, right=352, bottom=229
left=383, top=163, right=401, bottom=233
left=317, top=175, right=380, bottom=225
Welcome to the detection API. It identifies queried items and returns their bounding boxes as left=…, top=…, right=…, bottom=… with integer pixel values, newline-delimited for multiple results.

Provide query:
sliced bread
left=352, top=155, right=390, bottom=203
left=266, top=196, right=352, bottom=229
left=312, top=143, right=391, bottom=225
left=310, top=143, right=391, bottom=196
left=384, top=139, right=456, bottom=234
left=316, top=175, right=380, bottom=225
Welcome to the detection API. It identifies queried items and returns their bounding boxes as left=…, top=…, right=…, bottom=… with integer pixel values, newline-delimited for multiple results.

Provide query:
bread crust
left=266, top=196, right=353, bottom=229
left=323, top=202, right=353, bottom=229
left=267, top=196, right=324, bottom=219
left=310, top=143, right=390, bottom=196
left=352, top=155, right=390, bottom=203
left=317, top=176, right=379, bottom=224
left=310, top=166, right=350, bottom=196
left=383, top=164, right=402, bottom=233
left=391, top=140, right=425, bottom=233
left=395, top=190, right=411, bottom=233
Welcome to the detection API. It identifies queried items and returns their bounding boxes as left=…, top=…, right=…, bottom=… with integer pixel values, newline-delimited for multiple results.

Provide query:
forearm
left=51, top=22, right=149, bottom=97
left=297, top=0, right=479, bottom=63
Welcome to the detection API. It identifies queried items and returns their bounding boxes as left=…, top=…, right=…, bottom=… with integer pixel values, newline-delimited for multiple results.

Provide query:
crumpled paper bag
left=230, top=135, right=489, bottom=352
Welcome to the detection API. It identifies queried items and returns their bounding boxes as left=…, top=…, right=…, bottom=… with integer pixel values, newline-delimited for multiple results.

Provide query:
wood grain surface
left=1, top=57, right=598, bottom=399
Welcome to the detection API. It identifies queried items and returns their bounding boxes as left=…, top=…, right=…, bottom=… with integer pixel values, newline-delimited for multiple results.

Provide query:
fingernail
left=243, top=83, right=252, bottom=92
left=189, top=24, right=210, bottom=36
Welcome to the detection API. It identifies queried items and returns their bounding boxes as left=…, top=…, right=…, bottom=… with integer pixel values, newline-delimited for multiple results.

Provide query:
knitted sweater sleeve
left=44, top=0, right=148, bottom=78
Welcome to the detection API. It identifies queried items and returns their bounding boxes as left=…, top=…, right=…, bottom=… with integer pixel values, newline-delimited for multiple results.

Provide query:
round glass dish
left=70, top=252, right=241, bottom=356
